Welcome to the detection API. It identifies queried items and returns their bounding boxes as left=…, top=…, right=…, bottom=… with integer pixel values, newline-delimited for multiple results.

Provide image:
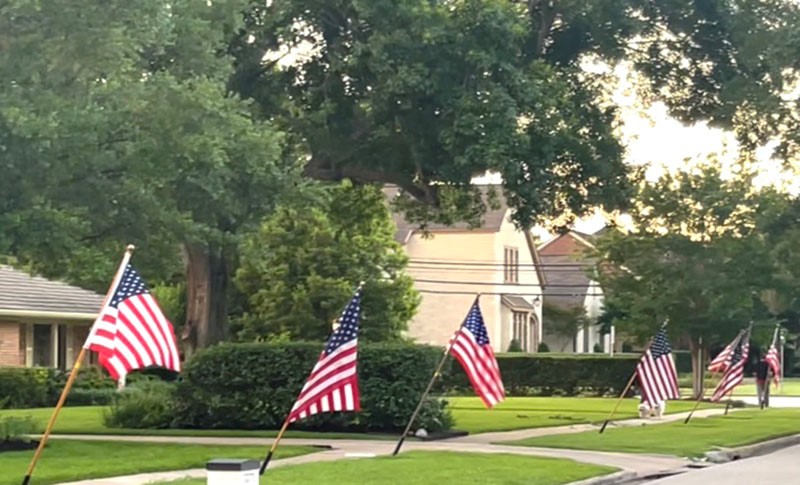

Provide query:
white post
left=608, top=326, right=615, bottom=357
left=780, top=332, right=785, bottom=394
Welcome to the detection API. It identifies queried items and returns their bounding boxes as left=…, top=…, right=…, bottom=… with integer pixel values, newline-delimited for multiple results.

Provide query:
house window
left=513, top=312, right=528, bottom=351
left=504, top=247, right=519, bottom=283
left=33, top=324, right=53, bottom=367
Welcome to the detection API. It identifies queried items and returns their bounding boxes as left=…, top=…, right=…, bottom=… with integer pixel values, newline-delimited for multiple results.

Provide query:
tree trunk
left=689, top=337, right=706, bottom=399
left=181, top=243, right=228, bottom=358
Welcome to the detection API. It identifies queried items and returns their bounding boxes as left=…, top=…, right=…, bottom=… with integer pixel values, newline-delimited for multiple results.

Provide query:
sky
left=475, top=62, right=799, bottom=242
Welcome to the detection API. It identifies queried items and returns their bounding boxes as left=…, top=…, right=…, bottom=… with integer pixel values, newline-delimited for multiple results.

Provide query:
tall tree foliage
left=0, top=1, right=295, bottom=355
left=230, top=0, right=800, bottom=229
left=594, top=165, right=780, bottom=396
left=235, top=182, right=418, bottom=342
left=230, top=0, right=632, bottom=229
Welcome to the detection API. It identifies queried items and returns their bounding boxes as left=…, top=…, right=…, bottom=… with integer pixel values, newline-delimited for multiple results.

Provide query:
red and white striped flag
left=85, top=264, right=180, bottom=381
left=708, top=330, right=743, bottom=374
left=449, top=298, right=505, bottom=408
left=637, top=325, right=680, bottom=408
left=765, top=326, right=781, bottom=386
left=711, top=327, right=751, bottom=402
left=287, top=287, right=362, bottom=423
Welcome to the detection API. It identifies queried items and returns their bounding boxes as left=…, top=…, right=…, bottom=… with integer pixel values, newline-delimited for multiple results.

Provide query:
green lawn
left=1, top=397, right=719, bottom=439
left=0, top=440, right=318, bottom=485
left=504, top=408, right=800, bottom=457
left=158, top=451, right=617, bottom=485
left=448, top=396, right=718, bottom=434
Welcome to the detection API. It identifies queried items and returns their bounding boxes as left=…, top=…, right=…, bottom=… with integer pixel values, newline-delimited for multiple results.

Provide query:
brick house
left=386, top=186, right=546, bottom=353
left=0, top=265, right=104, bottom=369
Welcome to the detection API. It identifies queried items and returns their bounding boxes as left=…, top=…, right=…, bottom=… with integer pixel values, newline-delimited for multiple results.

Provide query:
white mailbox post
left=206, top=459, right=260, bottom=485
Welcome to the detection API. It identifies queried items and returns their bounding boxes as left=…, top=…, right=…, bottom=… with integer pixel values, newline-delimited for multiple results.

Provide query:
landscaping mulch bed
left=0, top=440, right=38, bottom=453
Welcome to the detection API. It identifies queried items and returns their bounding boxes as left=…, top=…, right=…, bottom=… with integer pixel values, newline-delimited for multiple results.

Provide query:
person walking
left=754, top=357, right=771, bottom=409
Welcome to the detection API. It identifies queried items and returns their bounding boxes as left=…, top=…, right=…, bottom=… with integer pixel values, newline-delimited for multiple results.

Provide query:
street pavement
left=646, top=443, right=800, bottom=484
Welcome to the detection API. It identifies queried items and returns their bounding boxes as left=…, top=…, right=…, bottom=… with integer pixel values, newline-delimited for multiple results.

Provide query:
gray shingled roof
left=384, top=185, right=509, bottom=244
left=540, top=254, right=595, bottom=310
left=0, top=265, right=105, bottom=318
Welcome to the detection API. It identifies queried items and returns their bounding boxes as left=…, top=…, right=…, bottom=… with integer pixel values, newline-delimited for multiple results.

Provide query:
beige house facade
left=388, top=186, right=546, bottom=353
left=0, top=265, right=104, bottom=369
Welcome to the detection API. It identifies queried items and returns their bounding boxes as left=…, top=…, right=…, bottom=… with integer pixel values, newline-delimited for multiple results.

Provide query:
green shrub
left=0, top=368, right=49, bottom=409
left=0, top=416, right=37, bottom=442
left=441, top=353, right=639, bottom=397
left=537, top=342, right=550, bottom=353
left=173, top=341, right=452, bottom=433
left=0, top=366, right=169, bottom=409
left=673, top=350, right=693, bottom=374
left=104, top=380, right=176, bottom=429
left=506, top=339, right=522, bottom=352
left=66, top=388, right=117, bottom=406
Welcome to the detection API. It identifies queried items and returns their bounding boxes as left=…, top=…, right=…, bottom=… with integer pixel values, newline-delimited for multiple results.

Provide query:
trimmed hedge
left=0, top=366, right=161, bottom=409
left=173, top=341, right=452, bottom=433
left=440, top=353, right=640, bottom=397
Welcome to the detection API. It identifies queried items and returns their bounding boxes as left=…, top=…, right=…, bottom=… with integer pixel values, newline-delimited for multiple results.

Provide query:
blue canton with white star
left=650, top=327, right=672, bottom=359
left=730, top=329, right=750, bottom=366
left=324, top=289, right=362, bottom=355
left=464, top=301, right=490, bottom=346
left=110, top=265, right=150, bottom=308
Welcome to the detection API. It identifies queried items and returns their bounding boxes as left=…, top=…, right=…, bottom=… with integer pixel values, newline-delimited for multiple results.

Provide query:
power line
left=408, top=259, right=597, bottom=268
left=408, top=265, right=594, bottom=273
left=414, top=278, right=596, bottom=288
left=417, top=289, right=598, bottom=296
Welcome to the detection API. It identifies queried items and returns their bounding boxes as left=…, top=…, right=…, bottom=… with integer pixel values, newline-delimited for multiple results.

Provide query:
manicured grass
left=159, top=451, right=617, bottom=485
left=0, top=440, right=318, bottom=485
left=0, top=407, right=394, bottom=440
left=1, top=397, right=720, bottom=439
left=504, top=408, right=800, bottom=457
left=447, top=396, right=718, bottom=434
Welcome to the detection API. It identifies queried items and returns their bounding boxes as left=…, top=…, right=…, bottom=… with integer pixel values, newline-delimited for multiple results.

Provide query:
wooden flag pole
left=685, top=328, right=747, bottom=425
left=598, top=325, right=665, bottom=434
left=683, top=368, right=723, bottom=424
left=260, top=282, right=365, bottom=475
left=22, top=245, right=135, bottom=485
left=259, top=417, right=291, bottom=475
left=391, top=294, right=479, bottom=456
left=598, top=372, right=638, bottom=434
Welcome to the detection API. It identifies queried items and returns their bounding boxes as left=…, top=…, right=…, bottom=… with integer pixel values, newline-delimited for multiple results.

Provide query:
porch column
left=24, top=323, right=33, bottom=367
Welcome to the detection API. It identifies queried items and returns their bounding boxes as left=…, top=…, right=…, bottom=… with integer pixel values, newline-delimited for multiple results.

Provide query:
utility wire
left=413, top=278, right=598, bottom=288
left=417, top=289, right=597, bottom=296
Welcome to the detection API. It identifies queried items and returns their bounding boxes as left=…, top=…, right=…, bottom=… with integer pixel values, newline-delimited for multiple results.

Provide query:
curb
left=704, top=433, right=800, bottom=463
left=568, top=471, right=637, bottom=485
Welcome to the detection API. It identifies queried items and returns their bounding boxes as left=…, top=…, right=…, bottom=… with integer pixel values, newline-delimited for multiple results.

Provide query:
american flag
left=711, top=327, right=751, bottom=402
left=708, top=330, right=743, bottom=374
left=765, top=327, right=781, bottom=386
left=449, top=299, right=505, bottom=408
left=287, top=287, right=362, bottom=423
left=637, top=326, right=680, bottom=408
left=85, top=264, right=180, bottom=381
